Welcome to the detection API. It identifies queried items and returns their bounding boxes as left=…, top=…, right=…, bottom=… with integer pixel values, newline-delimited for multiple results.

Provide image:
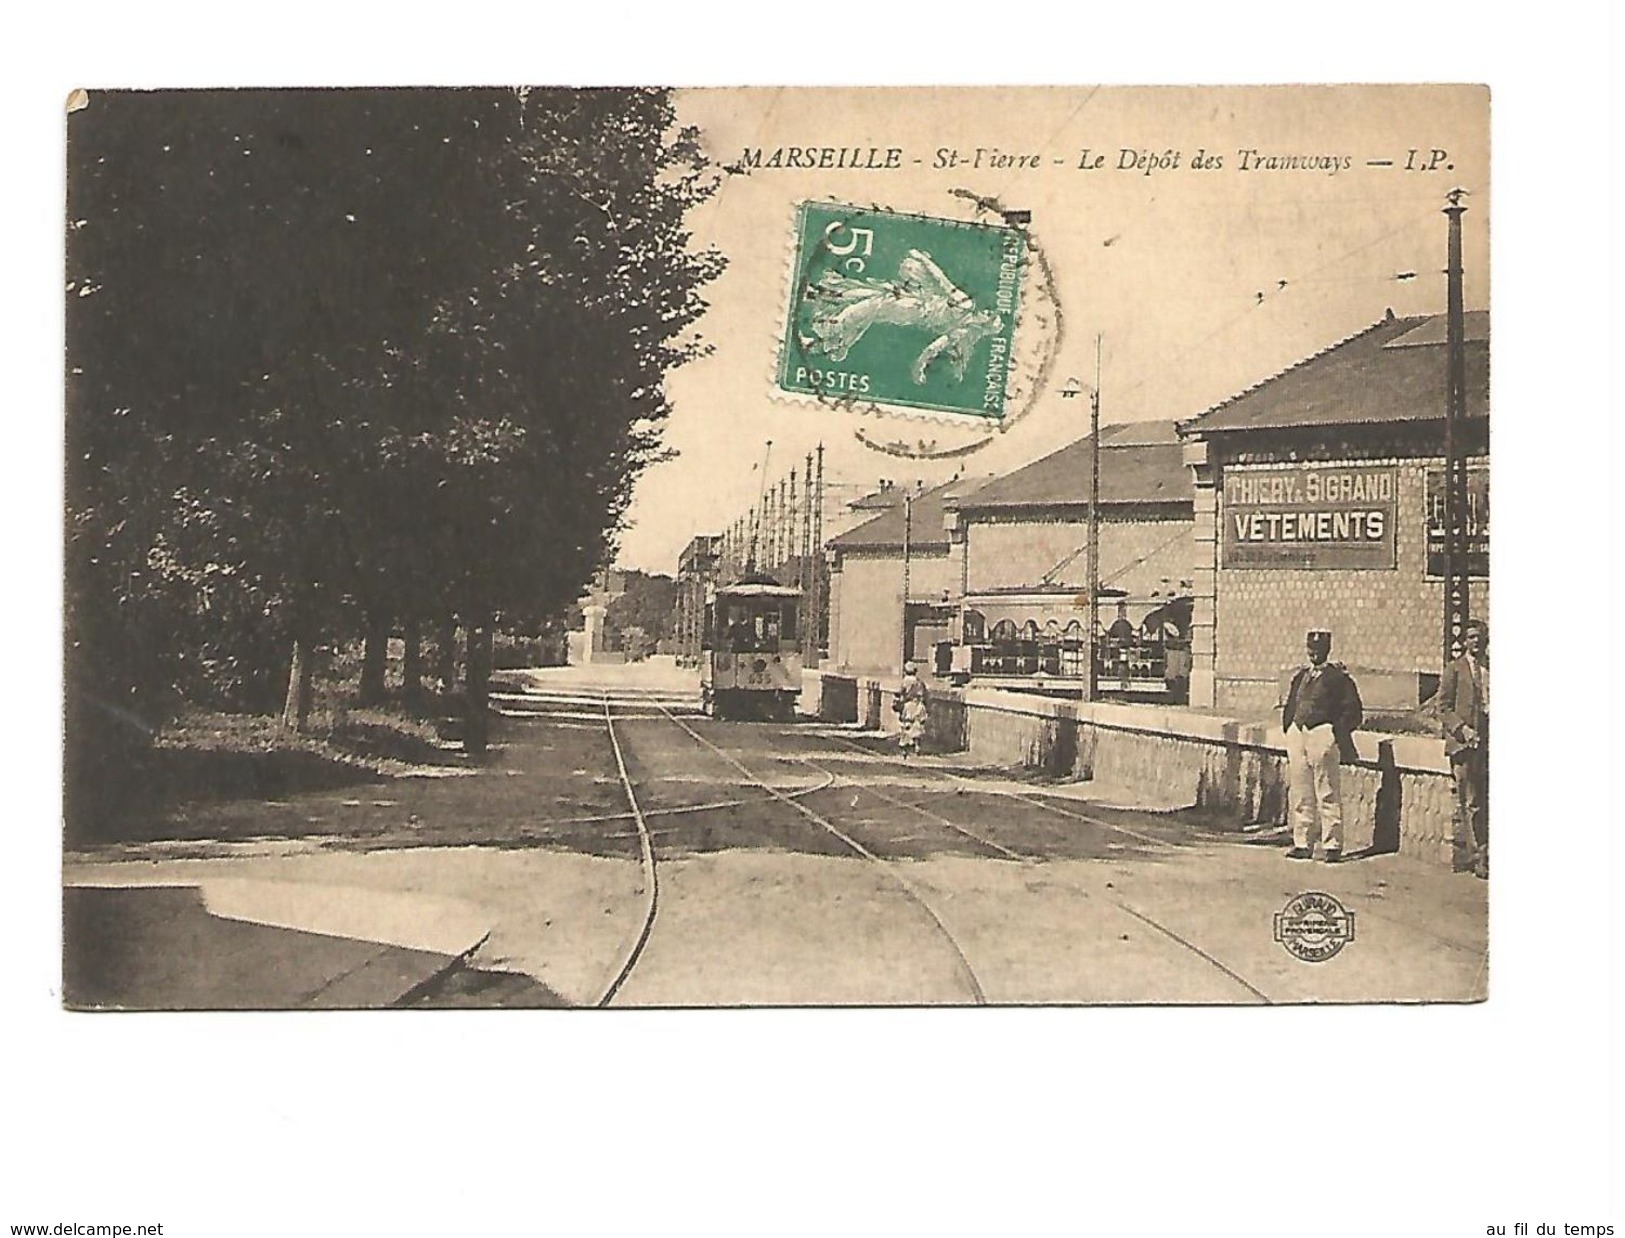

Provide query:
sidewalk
left=62, top=847, right=636, bottom=1010
left=63, top=879, right=495, bottom=1010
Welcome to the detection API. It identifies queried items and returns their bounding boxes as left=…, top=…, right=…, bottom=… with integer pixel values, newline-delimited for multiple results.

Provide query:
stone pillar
left=944, top=500, right=968, bottom=642
left=582, top=603, right=607, bottom=665
left=824, top=551, right=843, bottom=670
left=1184, top=437, right=1219, bottom=708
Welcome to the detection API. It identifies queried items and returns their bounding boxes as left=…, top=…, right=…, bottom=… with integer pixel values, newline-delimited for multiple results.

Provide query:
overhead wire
left=1103, top=202, right=1449, bottom=410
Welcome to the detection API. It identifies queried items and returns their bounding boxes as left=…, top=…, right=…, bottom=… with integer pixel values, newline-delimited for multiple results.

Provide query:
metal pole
left=783, top=476, right=792, bottom=571
left=1086, top=335, right=1102, bottom=703
left=803, top=455, right=814, bottom=661
left=813, top=444, right=824, bottom=666
left=1443, top=190, right=1470, bottom=666
left=766, top=481, right=776, bottom=572
left=764, top=487, right=773, bottom=573
left=777, top=477, right=788, bottom=571
left=902, top=489, right=913, bottom=668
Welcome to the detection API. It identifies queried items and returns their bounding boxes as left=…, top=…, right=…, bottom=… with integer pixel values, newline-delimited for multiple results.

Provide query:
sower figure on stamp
left=1439, top=619, right=1489, bottom=879
left=894, top=661, right=930, bottom=759
left=1281, top=629, right=1364, bottom=863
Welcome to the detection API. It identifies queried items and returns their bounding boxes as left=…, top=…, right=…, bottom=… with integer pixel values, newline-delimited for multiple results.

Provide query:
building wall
left=966, top=512, right=1193, bottom=595
left=1194, top=452, right=1489, bottom=718
left=829, top=549, right=956, bottom=675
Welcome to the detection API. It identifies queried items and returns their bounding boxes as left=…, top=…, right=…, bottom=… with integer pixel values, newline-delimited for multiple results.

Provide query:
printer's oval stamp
left=1273, top=891, right=1356, bottom=963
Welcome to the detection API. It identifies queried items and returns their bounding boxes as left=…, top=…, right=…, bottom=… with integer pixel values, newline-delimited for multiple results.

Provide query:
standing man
left=1438, top=619, right=1489, bottom=878
left=1281, top=629, right=1364, bottom=863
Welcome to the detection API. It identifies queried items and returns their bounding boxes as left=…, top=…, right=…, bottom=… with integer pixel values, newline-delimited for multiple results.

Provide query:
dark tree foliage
left=66, top=88, right=721, bottom=753
left=604, top=571, right=679, bottom=655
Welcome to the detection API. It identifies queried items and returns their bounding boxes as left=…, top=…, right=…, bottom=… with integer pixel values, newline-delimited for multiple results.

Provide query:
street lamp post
left=1086, top=336, right=1102, bottom=704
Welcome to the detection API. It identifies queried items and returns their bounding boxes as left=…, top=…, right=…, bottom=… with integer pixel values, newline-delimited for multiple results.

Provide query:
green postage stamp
left=778, top=202, right=1026, bottom=420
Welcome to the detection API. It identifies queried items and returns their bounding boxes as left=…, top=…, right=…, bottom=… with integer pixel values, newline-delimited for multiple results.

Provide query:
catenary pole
left=902, top=488, right=913, bottom=668
left=813, top=444, right=824, bottom=666
left=801, top=455, right=813, bottom=662
left=1086, top=334, right=1102, bottom=703
left=1443, top=190, right=1470, bottom=666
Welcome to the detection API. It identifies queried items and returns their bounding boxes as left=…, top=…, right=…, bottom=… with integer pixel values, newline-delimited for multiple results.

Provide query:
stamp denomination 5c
left=778, top=202, right=1026, bottom=421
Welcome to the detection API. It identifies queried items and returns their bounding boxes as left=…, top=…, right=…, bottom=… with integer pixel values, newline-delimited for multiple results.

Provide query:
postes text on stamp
left=778, top=202, right=1025, bottom=421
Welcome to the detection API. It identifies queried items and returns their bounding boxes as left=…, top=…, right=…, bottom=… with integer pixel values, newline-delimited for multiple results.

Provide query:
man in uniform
left=1438, top=619, right=1489, bottom=878
left=1280, top=629, right=1364, bottom=863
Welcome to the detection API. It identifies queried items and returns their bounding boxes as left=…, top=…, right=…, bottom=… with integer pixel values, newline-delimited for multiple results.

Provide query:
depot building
left=824, top=422, right=1195, bottom=691
left=1177, top=309, right=1489, bottom=716
left=943, top=419, right=1194, bottom=695
left=825, top=480, right=961, bottom=675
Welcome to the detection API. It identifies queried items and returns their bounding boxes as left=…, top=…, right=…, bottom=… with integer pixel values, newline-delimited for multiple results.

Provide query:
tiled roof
left=829, top=480, right=959, bottom=551
left=1182, top=311, right=1489, bottom=435
left=848, top=488, right=905, bottom=511
left=953, top=420, right=1190, bottom=510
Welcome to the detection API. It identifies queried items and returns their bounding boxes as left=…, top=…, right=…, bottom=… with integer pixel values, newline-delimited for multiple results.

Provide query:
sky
left=10, top=7, right=1619, bottom=1233
left=614, top=84, right=1491, bottom=573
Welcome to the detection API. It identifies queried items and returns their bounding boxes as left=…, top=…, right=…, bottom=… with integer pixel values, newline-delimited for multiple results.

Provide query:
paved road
left=63, top=661, right=1488, bottom=1008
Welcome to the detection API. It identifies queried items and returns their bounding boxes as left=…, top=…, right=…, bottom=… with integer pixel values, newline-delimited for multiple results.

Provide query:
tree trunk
left=464, top=611, right=493, bottom=756
left=402, top=618, right=423, bottom=708
left=359, top=611, right=389, bottom=706
left=281, top=636, right=314, bottom=734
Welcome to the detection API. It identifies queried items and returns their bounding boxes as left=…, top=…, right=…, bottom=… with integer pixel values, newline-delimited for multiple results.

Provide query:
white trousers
left=1285, top=723, right=1343, bottom=853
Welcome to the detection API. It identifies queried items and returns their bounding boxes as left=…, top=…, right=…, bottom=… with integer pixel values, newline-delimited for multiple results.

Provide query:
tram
left=701, top=576, right=804, bottom=720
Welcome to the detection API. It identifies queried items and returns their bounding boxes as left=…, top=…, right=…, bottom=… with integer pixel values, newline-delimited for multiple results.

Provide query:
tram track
left=595, top=693, right=659, bottom=1007
left=655, top=707, right=987, bottom=1005
left=590, top=694, right=896, bottom=1006
left=808, top=730, right=1273, bottom=1004
left=593, top=689, right=1270, bottom=1006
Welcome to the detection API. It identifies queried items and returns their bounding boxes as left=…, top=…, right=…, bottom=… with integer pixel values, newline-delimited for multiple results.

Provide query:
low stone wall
left=813, top=673, right=858, bottom=724
left=815, top=673, right=1458, bottom=868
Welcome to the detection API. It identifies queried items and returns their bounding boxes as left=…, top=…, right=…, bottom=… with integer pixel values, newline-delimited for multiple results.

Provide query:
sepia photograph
left=63, top=84, right=1493, bottom=1010
left=11, top=6, right=1621, bottom=1234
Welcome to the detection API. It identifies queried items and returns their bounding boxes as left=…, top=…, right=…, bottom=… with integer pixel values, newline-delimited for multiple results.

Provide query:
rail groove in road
left=813, top=732, right=1272, bottom=1004
left=657, top=708, right=987, bottom=1005
left=595, top=693, right=660, bottom=1007
left=492, top=682, right=837, bottom=829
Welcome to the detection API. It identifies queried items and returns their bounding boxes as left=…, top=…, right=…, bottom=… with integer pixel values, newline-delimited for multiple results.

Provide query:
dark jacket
left=1282, top=662, right=1363, bottom=760
left=1437, top=654, right=1488, bottom=758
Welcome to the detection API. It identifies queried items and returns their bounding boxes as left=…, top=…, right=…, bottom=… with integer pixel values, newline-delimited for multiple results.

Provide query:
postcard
left=63, top=85, right=1490, bottom=1008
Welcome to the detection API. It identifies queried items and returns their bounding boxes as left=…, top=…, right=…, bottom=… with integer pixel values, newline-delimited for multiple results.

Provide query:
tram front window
left=726, top=605, right=780, bottom=652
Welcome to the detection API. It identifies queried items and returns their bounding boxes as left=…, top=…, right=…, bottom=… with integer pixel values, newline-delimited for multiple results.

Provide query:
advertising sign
left=1425, top=465, right=1490, bottom=578
left=1221, top=465, right=1398, bottom=570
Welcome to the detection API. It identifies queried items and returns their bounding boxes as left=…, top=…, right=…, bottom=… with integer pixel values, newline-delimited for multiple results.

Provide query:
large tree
left=66, top=88, right=721, bottom=757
